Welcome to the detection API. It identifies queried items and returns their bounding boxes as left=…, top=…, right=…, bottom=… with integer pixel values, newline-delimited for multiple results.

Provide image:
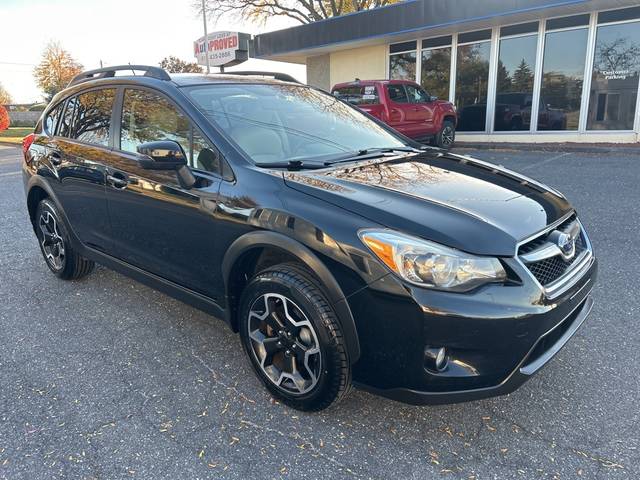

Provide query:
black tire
left=238, top=263, right=352, bottom=411
left=433, top=120, right=456, bottom=149
left=34, top=199, right=95, bottom=280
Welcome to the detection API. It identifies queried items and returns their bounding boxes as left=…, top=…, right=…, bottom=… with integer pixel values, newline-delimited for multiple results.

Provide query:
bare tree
left=196, top=0, right=401, bottom=25
left=595, top=37, right=640, bottom=73
left=0, top=82, right=12, bottom=105
left=160, top=56, right=203, bottom=73
left=34, top=41, right=83, bottom=102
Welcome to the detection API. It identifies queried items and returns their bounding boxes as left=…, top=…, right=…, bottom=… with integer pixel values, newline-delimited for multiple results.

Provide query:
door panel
left=47, top=89, right=118, bottom=252
left=48, top=138, right=113, bottom=251
left=104, top=87, right=226, bottom=300
left=104, top=154, right=224, bottom=299
left=385, top=84, right=414, bottom=136
left=405, top=84, right=436, bottom=136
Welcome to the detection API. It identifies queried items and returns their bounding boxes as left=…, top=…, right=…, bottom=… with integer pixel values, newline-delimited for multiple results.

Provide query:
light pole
left=201, top=0, right=210, bottom=74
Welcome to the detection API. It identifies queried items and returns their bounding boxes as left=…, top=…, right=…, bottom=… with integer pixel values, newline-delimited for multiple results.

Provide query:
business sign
left=194, top=31, right=251, bottom=68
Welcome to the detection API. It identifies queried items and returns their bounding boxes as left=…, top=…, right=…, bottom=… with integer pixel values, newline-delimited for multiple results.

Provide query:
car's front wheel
left=239, top=263, right=352, bottom=411
left=433, top=120, right=456, bottom=149
left=34, top=199, right=95, bottom=280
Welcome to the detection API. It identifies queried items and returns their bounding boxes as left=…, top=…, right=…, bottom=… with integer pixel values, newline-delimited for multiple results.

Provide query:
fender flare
left=222, top=230, right=361, bottom=364
left=26, top=176, right=62, bottom=224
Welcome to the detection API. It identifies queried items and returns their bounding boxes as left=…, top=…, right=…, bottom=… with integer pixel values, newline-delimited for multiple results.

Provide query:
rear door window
left=333, top=85, right=380, bottom=105
left=73, top=89, right=117, bottom=146
left=387, top=84, right=409, bottom=103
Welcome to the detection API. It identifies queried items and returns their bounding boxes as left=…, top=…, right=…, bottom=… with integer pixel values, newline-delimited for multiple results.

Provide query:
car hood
left=283, top=151, right=573, bottom=256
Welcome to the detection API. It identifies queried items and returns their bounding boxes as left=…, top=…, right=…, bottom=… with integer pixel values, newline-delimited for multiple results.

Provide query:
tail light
left=22, top=133, right=35, bottom=158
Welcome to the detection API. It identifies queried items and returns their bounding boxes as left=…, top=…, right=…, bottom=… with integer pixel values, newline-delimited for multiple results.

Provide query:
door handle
left=107, top=172, right=128, bottom=189
left=49, top=151, right=62, bottom=166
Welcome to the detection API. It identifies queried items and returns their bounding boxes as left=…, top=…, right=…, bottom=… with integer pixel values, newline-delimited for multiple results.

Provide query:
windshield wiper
left=324, top=146, right=420, bottom=165
left=254, top=160, right=326, bottom=170
left=255, top=147, right=420, bottom=170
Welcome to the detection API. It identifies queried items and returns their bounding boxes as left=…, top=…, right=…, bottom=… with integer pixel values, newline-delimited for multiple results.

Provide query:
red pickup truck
left=332, top=79, right=457, bottom=148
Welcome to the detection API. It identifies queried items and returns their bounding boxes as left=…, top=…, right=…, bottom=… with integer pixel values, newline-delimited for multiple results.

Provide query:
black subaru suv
left=22, top=66, right=597, bottom=411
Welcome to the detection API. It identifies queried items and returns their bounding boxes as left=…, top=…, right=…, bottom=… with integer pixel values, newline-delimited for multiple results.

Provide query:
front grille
left=518, top=214, right=588, bottom=286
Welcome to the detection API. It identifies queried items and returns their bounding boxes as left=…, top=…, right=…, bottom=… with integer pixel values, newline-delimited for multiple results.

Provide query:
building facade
left=254, top=0, right=640, bottom=143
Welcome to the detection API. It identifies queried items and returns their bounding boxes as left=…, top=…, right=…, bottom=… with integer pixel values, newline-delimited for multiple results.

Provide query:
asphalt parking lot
left=1, top=143, right=638, bottom=479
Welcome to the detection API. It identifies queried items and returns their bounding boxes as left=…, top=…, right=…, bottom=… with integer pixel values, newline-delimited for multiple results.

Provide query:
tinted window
left=45, top=103, right=65, bottom=135
left=333, top=85, right=380, bottom=105
left=494, top=34, right=538, bottom=131
left=405, top=84, right=430, bottom=103
left=59, top=97, right=78, bottom=138
left=387, top=84, right=409, bottom=103
left=389, top=41, right=417, bottom=53
left=587, top=21, right=640, bottom=130
left=422, top=36, right=452, bottom=49
left=389, top=52, right=416, bottom=80
left=73, top=89, right=116, bottom=146
left=538, top=28, right=588, bottom=130
left=120, top=89, right=190, bottom=156
left=421, top=47, right=451, bottom=100
left=456, top=41, right=491, bottom=131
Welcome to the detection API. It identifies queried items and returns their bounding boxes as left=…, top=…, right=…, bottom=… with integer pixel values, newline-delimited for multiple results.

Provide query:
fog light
left=425, top=346, right=448, bottom=372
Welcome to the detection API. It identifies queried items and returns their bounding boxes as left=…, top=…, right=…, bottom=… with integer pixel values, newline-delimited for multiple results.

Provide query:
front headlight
left=359, top=229, right=506, bottom=292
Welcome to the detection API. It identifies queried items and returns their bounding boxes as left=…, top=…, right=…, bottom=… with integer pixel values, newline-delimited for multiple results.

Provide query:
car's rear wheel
left=35, top=199, right=95, bottom=280
left=238, top=263, right=352, bottom=411
left=433, top=120, right=456, bottom=149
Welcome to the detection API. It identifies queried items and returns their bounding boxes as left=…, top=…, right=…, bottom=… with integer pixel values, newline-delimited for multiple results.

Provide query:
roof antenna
left=128, top=62, right=136, bottom=76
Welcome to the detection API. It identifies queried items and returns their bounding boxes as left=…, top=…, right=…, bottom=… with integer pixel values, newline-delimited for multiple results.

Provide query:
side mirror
left=429, top=95, right=438, bottom=102
left=137, top=140, right=187, bottom=170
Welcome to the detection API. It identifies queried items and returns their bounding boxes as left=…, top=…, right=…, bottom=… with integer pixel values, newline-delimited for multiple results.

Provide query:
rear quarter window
left=44, top=102, right=65, bottom=135
left=332, top=85, right=380, bottom=105
left=58, top=97, right=78, bottom=138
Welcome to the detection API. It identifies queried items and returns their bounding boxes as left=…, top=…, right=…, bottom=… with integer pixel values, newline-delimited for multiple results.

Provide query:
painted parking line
left=0, top=171, right=21, bottom=177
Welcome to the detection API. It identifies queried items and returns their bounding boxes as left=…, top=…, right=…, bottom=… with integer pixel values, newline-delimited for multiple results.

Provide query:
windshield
left=185, top=84, right=407, bottom=165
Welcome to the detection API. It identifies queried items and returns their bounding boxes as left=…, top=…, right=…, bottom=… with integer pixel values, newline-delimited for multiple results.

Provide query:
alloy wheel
left=247, top=293, right=322, bottom=395
left=442, top=126, right=455, bottom=146
left=38, top=211, right=65, bottom=270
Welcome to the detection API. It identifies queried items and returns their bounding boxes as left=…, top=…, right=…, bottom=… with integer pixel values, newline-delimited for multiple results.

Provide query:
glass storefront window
left=455, top=42, right=491, bottom=131
left=421, top=47, right=451, bottom=100
left=587, top=21, right=640, bottom=130
left=538, top=28, right=588, bottom=130
left=389, top=52, right=416, bottom=80
left=494, top=34, right=538, bottom=131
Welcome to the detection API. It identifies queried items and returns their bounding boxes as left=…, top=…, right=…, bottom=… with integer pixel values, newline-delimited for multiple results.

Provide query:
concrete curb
left=452, top=141, right=640, bottom=155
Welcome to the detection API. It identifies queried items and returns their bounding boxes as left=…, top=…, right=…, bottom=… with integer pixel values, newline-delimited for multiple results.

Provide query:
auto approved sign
left=194, top=31, right=250, bottom=67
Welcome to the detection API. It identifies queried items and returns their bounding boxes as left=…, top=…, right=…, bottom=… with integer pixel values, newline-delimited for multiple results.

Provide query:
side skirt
left=80, top=245, right=229, bottom=326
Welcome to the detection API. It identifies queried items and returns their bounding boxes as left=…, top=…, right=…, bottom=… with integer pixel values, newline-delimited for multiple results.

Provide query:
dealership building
left=253, top=0, right=640, bottom=143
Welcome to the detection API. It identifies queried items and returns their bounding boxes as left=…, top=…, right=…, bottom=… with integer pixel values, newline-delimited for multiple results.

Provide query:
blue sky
left=0, top=0, right=304, bottom=103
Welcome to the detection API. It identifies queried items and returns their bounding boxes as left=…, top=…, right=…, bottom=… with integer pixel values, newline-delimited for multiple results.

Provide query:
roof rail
left=68, top=65, right=171, bottom=87
left=220, top=71, right=301, bottom=83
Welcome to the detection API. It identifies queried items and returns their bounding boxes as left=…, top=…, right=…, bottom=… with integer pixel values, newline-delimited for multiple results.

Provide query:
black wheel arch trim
left=26, top=176, right=67, bottom=229
left=223, top=230, right=361, bottom=364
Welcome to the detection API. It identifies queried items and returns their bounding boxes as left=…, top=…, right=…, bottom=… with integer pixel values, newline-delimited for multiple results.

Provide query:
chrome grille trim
left=514, top=210, right=575, bottom=255
left=516, top=216, right=593, bottom=299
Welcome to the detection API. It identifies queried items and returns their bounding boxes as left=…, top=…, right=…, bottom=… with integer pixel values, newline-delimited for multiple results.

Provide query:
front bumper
left=347, top=255, right=597, bottom=405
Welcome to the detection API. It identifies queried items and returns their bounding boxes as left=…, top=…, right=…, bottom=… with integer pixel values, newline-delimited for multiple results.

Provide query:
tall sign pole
left=201, top=0, right=210, bottom=74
